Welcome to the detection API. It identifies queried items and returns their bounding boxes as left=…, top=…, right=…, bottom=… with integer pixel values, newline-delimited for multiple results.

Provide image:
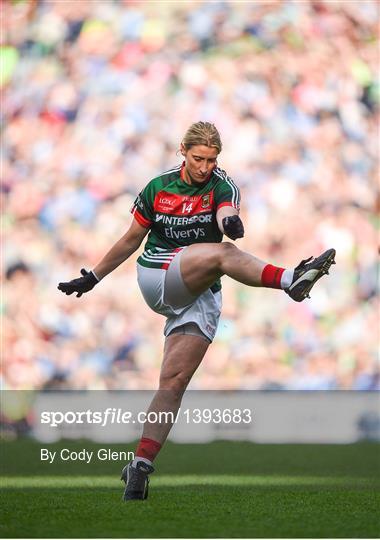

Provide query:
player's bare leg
left=180, top=242, right=336, bottom=303
left=142, top=333, right=210, bottom=444
left=180, top=242, right=264, bottom=295
left=121, top=333, right=209, bottom=501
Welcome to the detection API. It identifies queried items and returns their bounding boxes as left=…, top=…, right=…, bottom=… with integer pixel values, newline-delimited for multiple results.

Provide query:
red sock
left=135, top=437, right=162, bottom=462
left=261, top=264, right=285, bottom=289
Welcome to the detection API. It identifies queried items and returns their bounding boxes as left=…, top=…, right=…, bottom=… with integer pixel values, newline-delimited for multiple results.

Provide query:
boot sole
left=288, top=249, right=336, bottom=302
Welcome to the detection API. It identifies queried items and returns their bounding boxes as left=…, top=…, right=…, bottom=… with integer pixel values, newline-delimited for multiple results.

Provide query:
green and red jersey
left=131, top=163, right=241, bottom=278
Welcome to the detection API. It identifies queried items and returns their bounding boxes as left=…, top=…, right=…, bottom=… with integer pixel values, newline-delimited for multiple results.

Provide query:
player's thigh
left=179, top=242, right=233, bottom=296
left=159, top=332, right=210, bottom=389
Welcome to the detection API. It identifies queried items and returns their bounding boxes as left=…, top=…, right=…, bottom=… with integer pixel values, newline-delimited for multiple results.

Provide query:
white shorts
left=136, top=248, right=222, bottom=342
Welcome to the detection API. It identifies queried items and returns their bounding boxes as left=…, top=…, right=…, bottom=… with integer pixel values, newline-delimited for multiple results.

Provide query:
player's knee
left=159, top=373, right=190, bottom=399
left=204, top=242, right=237, bottom=272
left=220, top=241, right=237, bottom=253
left=218, top=242, right=238, bottom=268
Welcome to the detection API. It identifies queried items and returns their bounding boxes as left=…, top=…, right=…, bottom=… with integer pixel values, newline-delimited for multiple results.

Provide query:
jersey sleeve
left=130, top=182, right=155, bottom=228
left=213, top=169, right=241, bottom=211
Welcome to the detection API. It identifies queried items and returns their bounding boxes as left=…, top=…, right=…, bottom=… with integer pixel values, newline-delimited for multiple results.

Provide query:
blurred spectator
left=2, top=0, right=379, bottom=390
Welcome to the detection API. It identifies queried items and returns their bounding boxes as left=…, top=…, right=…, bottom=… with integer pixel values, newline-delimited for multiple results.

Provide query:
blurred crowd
left=2, top=0, right=379, bottom=391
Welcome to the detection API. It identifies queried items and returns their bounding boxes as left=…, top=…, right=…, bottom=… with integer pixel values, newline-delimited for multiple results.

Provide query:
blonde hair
left=182, top=121, right=222, bottom=154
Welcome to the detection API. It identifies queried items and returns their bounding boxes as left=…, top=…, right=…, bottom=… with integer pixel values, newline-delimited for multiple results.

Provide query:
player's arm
left=93, top=219, right=148, bottom=280
left=214, top=171, right=244, bottom=240
left=57, top=219, right=149, bottom=297
left=217, top=207, right=244, bottom=241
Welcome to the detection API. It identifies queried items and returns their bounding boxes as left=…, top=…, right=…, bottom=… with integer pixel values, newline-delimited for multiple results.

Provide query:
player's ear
left=180, top=143, right=186, bottom=156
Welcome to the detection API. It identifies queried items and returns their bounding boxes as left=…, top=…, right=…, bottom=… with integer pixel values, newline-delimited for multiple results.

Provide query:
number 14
left=182, top=202, right=193, bottom=213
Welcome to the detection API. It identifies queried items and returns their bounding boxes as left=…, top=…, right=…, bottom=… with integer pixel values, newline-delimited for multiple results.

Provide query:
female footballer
left=58, top=121, right=336, bottom=500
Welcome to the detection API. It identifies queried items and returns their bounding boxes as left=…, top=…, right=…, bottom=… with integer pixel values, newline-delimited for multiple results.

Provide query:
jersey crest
left=202, top=194, right=211, bottom=209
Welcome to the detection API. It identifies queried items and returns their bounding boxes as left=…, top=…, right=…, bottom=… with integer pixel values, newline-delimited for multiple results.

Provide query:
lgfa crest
left=201, top=194, right=211, bottom=208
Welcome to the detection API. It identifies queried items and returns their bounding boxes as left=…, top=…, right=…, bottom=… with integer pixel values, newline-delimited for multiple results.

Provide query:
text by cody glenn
left=40, top=448, right=135, bottom=464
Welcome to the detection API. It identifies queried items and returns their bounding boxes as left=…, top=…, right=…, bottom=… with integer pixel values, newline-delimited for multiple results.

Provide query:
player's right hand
left=57, top=268, right=99, bottom=298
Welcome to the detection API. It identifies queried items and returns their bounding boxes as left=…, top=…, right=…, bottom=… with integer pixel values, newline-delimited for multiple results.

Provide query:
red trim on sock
left=135, top=437, right=162, bottom=462
left=261, top=264, right=285, bottom=289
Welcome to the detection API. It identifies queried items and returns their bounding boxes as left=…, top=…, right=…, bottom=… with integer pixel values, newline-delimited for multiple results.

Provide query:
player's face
left=182, top=144, right=218, bottom=185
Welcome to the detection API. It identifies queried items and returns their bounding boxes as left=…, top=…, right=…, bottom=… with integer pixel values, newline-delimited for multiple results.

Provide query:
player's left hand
left=57, top=268, right=99, bottom=298
left=222, top=215, right=244, bottom=240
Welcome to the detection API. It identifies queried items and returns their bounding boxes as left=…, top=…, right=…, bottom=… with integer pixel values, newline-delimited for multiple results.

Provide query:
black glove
left=222, top=215, right=244, bottom=240
left=57, top=268, right=99, bottom=298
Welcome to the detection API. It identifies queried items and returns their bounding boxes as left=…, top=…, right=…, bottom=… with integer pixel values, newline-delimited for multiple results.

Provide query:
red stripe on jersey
left=217, top=202, right=237, bottom=211
left=154, top=191, right=214, bottom=216
left=132, top=208, right=151, bottom=228
left=161, top=248, right=183, bottom=270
